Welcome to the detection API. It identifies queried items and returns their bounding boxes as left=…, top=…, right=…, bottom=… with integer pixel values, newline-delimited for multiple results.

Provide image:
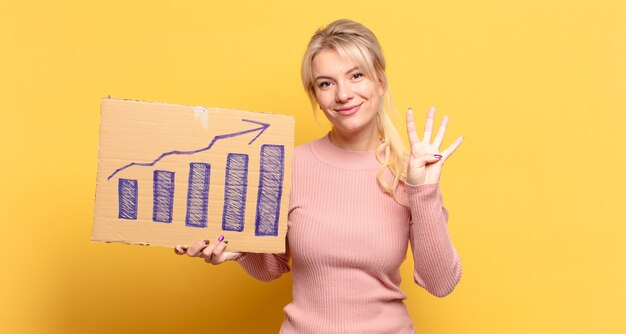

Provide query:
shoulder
left=292, top=137, right=323, bottom=165
left=289, top=138, right=324, bottom=196
left=294, top=140, right=313, bottom=157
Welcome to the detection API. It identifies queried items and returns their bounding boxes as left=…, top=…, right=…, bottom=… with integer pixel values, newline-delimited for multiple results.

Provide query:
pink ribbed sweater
left=236, top=136, right=462, bottom=334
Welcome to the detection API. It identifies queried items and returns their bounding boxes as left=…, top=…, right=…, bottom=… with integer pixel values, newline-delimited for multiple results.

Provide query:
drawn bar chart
left=94, top=98, right=294, bottom=252
left=115, top=147, right=286, bottom=234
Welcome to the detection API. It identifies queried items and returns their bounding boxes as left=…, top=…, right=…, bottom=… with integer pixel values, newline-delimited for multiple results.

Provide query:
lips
left=335, top=102, right=363, bottom=116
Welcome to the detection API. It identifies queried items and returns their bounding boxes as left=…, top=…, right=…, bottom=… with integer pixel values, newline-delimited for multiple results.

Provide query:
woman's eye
left=318, top=81, right=331, bottom=88
left=352, top=72, right=364, bottom=80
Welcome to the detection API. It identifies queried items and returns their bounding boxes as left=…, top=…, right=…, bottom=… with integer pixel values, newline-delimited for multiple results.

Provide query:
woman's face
left=311, top=49, right=384, bottom=140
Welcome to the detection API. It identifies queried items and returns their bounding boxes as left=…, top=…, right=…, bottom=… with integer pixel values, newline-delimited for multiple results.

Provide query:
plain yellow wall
left=2, top=0, right=625, bottom=333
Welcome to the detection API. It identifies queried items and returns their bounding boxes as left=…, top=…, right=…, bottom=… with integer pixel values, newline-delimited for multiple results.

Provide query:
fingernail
left=203, top=240, right=210, bottom=244
left=434, top=154, right=442, bottom=159
left=218, top=235, right=224, bottom=242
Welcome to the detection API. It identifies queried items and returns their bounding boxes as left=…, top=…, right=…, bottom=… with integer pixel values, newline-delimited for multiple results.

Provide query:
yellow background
left=2, top=0, right=624, bottom=333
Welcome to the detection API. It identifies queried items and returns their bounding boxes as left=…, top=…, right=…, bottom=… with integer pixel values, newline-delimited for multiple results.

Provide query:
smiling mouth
left=335, top=102, right=363, bottom=116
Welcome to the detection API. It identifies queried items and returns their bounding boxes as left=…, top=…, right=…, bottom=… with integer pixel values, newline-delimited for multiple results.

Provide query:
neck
left=328, top=128, right=381, bottom=151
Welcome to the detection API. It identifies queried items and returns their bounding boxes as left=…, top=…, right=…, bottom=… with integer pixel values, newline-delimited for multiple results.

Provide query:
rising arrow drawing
left=107, top=118, right=270, bottom=181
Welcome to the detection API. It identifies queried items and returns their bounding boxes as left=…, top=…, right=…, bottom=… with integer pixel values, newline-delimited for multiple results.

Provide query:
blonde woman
left=176, top=19, right=464, bottom=333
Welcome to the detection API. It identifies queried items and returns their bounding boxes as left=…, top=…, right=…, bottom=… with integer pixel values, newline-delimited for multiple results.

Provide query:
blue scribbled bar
left=118, top=179, right=138, bottom=220
left=185, top=163, right=210, bottom=228
left=222, top=153, right=248, bottom=232
left=255, top=145, right=285, bottom=236
left=153, top=170, right=175, bottom=223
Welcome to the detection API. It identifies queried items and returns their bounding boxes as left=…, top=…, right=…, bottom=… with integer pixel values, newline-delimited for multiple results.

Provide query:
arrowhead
left=241, top=119, right=271, bottom=145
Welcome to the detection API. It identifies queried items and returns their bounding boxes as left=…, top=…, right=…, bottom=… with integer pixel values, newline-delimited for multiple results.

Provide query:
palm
left=405, top=107, right=463, bottom=185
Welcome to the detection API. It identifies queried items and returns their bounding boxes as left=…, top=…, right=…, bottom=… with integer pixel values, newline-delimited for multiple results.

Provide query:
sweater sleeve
left=405, top=183, right=462, bottom=297
left=234, top=246, right=291, bottom=282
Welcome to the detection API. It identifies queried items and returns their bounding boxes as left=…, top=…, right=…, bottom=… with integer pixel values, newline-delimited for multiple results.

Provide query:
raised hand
left=405, top=107, right=463, bottom=185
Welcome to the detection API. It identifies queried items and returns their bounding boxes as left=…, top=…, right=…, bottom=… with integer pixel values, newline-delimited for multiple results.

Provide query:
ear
left=378, top=78, right=386, bottom=96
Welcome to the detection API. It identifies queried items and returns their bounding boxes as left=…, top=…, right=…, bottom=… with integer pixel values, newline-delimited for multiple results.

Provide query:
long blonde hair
left=301, top=19, right=407, bottom=196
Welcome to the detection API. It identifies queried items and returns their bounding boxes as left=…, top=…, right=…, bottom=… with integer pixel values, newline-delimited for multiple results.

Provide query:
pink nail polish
left=218, top=235, right=224, bottom=242
left=434, top=154, right=442, bottom=159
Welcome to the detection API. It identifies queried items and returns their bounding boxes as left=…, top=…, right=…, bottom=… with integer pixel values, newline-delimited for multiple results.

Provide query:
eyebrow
left=314, top=66, right=360, bottom=81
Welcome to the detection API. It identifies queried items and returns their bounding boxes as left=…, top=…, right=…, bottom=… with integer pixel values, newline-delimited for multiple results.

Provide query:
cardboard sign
left=92, top=98, right=294, bottom=253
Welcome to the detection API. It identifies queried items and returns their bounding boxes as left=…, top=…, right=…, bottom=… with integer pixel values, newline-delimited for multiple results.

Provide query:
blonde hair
left=301, top=19, right=407, bottom=196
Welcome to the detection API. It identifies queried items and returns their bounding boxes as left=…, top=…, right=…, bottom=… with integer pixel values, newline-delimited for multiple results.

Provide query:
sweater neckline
left=309, top=135, right=382, bottom=171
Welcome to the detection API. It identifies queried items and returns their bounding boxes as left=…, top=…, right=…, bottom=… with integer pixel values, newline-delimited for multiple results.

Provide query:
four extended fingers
left=407, top=107, right=462, bottom=159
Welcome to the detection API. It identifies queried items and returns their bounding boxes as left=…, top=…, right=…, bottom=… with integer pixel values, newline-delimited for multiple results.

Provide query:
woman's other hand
left=174, top=236, right=243, bottom=265
left=405, top=107, right=463, bottom=185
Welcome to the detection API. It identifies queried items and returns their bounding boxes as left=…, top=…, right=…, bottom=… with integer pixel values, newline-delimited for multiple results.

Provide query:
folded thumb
left=425, top=154, right=443, bottom=164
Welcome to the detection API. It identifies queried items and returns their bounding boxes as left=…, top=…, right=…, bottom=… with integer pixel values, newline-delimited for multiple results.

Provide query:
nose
left=335, top=81, right=354, bottom=103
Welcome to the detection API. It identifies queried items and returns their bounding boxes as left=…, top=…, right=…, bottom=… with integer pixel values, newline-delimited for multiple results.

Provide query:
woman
left=176, top=19, right=463, bottom=333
